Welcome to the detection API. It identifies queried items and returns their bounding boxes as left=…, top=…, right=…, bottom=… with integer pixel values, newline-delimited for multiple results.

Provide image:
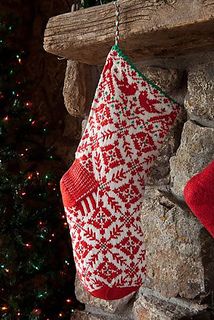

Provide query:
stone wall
left=63, top=53, right=214, bottom=319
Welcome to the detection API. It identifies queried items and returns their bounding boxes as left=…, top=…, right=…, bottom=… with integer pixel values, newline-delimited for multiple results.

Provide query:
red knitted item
left=184, top=160, right=214, bottom=238
left=60, top=44, right=181, bottom=300
left=61, top=159, right=98, bottom=207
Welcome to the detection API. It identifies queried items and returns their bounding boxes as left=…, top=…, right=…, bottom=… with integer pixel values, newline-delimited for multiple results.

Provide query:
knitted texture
left=184, top=160, right=214, bottom=238
left=60, top=45, right=181, bottom=300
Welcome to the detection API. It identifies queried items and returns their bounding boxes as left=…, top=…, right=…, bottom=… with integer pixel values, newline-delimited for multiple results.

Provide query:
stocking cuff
left=60, top=158, right=98, bottom=207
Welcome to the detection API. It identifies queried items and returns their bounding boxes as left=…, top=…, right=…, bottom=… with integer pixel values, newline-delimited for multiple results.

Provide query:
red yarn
left=60, top=44, right=181, bottom=300
left=184, top=160, right=214, bottom=238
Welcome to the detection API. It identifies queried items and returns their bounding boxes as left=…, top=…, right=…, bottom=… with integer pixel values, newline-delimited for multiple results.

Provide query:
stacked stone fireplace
left=60, top=51, right=214, bottom=320
left=44, top=1, right=214, bottom=318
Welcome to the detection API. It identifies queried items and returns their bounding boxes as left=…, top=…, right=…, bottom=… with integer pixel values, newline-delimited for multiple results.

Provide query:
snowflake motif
left=60, top=44, right=180, bottom=300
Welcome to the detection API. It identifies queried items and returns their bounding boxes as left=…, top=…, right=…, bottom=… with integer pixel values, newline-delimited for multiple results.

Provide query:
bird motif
left=139, top=91, right=160, bottom=114
left=102, top=57, right=113, bottom=76
left=114, top=71, right=138, bottom=96
left=101, top=57, right=115, bottom=95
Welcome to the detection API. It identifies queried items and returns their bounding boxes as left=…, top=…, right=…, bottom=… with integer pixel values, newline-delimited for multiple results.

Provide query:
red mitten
left=60, top=44, right=181, bottom=300
left=184, top=160, right=214, bottom=238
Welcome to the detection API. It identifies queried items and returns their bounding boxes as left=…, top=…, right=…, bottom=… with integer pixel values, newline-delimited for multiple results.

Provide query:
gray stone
left=71, top=309, right=133, bottom=320
left=133, top=288, right=207, bottom=320
left=136, top=66, right=182, bottom=93
left=75, top=277, right=135, bottom=314
left=170, top=120, right=214, bottom=199
left=147, top=111, right=186, bottom=186
left=140, top=187, right=205, bottom=299
left=71, top=310, right=105, bottom=320
left=63, top=61, right=99, bottom=117
left=185, top=63, right=214, bottom=126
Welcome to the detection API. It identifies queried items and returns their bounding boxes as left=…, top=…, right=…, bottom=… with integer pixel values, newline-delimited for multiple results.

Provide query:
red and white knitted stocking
left=184, top=160, right=214, bottom=238
left=60, top=44, right=181, bottom=300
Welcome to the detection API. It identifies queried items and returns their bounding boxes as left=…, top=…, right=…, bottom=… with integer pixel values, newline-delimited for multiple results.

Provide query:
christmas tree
left=0, top=14, right=83, bottom=320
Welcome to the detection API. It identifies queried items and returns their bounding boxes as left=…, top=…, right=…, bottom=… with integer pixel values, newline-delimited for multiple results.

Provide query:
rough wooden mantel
left=44, top=0, right=214, bottom=65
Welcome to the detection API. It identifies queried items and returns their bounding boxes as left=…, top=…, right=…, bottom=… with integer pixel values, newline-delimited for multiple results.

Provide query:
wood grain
left=44, top=0, right=214, bottom=65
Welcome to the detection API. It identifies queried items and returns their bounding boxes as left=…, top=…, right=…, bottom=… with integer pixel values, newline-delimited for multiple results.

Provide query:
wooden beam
left=44, top=0, right=214, bottom=65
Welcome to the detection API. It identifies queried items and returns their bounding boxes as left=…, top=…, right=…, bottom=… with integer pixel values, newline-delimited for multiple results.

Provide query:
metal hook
left=57, top=56, right=66, bottom=60
left=71, top=2, right=80, bottom=12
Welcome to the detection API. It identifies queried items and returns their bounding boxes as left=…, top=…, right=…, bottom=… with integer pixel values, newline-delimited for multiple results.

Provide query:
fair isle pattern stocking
left=60, top=44, right=181, bottom=300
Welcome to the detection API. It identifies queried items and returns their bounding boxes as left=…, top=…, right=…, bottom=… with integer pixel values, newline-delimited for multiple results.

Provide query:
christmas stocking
left=60, top=44, right=181, bottom=300
left=184, top=160, right=214, bottom=238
